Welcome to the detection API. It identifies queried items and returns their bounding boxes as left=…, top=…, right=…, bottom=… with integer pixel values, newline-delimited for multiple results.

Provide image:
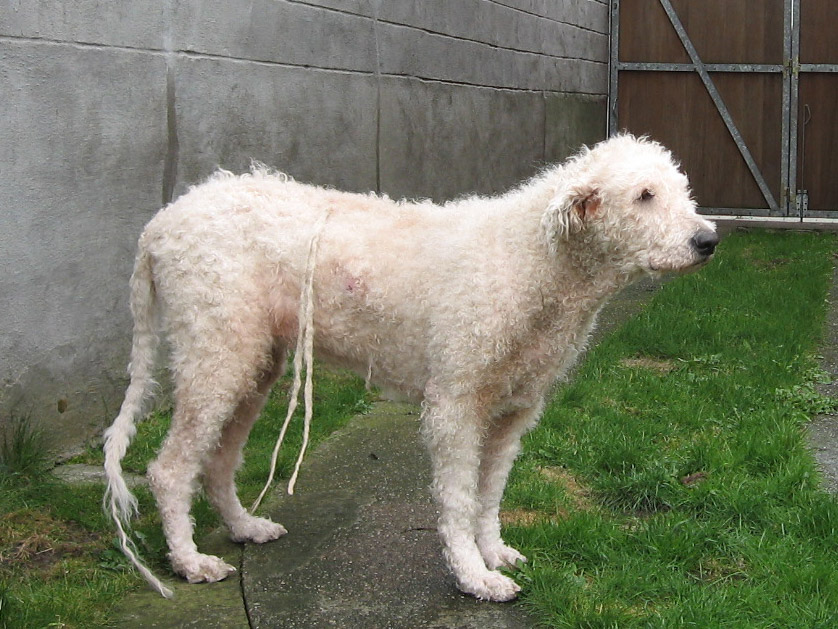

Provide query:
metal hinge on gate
left=796, top=189, right=809, bottom=217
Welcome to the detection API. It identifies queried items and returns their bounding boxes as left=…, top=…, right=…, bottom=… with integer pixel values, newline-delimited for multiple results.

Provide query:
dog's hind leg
left=203, top=344, right=288, bottom=544
left=148, top=397, right=237, bottom=582
left=476, top=407, right=539, bottom=571
left=422, top=396, right=522, bottom=602
left=147, top=344, right=269, bottom=584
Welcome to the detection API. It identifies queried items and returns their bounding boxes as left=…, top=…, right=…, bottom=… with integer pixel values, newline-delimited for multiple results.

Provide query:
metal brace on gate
left=656, top=0, right=782, bottom=214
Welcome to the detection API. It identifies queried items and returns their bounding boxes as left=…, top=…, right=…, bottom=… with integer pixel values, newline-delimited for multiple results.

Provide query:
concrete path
left=808, top=262, right=838, bottom=493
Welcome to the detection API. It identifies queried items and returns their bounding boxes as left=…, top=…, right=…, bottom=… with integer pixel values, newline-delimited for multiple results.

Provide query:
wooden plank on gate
left=657, top=0, right=780, bottom=212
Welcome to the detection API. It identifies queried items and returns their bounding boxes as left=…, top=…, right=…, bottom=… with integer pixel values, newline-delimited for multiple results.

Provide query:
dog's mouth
left=691, top=249, right=718, bottom=268
left=685, top=253, right=714, bottom=270
left=647, top=253, right=714, bottom=275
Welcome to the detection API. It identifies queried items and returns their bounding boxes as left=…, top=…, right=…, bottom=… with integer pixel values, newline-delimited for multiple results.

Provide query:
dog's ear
left=542, top=186, right=601, bottom=252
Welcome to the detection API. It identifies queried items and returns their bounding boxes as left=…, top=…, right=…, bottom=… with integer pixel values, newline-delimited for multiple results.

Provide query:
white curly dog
left=104, top=135, right=717, bottom=602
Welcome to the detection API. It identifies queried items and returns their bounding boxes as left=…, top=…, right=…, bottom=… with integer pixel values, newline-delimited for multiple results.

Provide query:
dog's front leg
left=421, top=398, right=521, bottom=602
left=476, top=407, right=540, bottom=571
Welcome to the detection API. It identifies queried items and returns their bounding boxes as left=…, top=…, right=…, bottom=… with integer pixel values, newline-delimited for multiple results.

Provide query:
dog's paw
left=170, top=552, right=237, bottom=584
left=229, top=515, right=287, bottom=544
left=480, top=543, right=527, bottom=571
left=458, top=570, right=521, bottom=602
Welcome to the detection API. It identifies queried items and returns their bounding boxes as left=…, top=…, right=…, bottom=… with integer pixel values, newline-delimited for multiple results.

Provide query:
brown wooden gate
left=609, top=0, right=838, bottom=217
left=796, top=0, right=838, bottom=214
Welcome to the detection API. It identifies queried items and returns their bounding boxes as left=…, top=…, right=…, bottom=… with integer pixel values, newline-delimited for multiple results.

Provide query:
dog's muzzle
left=690, top=230, right=719, bottom=259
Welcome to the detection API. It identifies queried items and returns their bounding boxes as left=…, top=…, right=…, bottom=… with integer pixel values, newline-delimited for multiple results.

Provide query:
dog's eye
left=639, top=189, right=655, bottom=202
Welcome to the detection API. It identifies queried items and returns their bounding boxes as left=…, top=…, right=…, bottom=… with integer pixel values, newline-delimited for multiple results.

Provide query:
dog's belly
left=314, top=342, right=427, bottom=404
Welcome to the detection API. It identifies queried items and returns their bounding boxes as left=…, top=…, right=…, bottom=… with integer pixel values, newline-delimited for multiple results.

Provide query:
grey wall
left=0, top=0, right=609, bottom=455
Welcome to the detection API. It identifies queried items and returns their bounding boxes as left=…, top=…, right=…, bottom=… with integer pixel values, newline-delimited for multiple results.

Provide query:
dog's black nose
left=691, top=230, right=719, bottom=257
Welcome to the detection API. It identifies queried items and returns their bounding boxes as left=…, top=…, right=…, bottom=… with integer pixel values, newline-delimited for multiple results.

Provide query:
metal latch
left=796, top=189, right=809, bottom=217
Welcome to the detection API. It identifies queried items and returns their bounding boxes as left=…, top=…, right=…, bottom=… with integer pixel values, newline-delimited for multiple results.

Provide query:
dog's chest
left=484, top=303, right=600, bottom=409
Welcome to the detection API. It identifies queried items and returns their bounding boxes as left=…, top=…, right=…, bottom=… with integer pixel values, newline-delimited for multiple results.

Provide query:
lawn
left=1, top=229, right=837, bottom=628
left=504, top=229, right=838, bottom=627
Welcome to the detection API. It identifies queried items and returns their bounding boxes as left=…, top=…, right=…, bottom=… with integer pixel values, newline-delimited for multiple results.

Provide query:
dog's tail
left=103, top=244, right=174, bottom=598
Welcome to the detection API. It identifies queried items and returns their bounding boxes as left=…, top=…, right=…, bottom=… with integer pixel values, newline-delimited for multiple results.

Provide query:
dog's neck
left=479, top=175, right=645, bottom=323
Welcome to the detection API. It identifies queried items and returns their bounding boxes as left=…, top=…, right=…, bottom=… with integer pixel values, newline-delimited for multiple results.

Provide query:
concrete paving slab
left=809, top=416, right=838, bottom=494
left=111, top=529, right=249, bottom=629
left=809, top=261, right=838, bottom=493
left=52, top=463, right=146, bottom=489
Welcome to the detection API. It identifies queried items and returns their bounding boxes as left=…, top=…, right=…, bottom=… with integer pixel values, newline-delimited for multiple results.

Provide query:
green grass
left=0, top=414, right=133, bottom=629
left=0, top=367, right=370, bottom=629
left=504, top=230, right=838, bottom=627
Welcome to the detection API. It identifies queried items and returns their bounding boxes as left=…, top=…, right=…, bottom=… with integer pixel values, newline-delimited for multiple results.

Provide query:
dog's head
left=542, top=134, right=718, bottom=276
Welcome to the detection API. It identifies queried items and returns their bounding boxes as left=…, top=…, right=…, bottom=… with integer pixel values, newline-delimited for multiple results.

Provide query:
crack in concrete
left=162, top=58, right=179, bottom=206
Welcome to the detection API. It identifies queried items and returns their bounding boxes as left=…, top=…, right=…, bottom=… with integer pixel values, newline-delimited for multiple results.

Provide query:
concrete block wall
left=0, top=0, right=609, bottom=454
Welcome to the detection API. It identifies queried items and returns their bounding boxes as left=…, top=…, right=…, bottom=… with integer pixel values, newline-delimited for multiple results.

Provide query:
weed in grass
left=0, top=414, right=51, bottom=481
left=775, top=367, right=838, bottom=417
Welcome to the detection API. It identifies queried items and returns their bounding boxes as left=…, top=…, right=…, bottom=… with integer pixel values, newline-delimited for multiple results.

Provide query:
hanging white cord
left=287, top=261, right=317, bottom=495
left=250, top=210, right=330, bottom=512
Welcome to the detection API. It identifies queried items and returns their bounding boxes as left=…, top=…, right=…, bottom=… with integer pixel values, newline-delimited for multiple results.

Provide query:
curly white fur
left=103, top=135, right=717, bottom=601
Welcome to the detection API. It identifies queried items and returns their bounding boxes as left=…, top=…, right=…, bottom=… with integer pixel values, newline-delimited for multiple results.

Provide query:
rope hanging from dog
left=108, top=486, right=174, bottom=598
left=251, top=209, right=331, bottom=512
